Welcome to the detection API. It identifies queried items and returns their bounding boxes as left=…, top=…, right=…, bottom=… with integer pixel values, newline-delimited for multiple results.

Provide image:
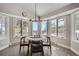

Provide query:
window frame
left=41, top=20, right=47, bottom=36
left=74, top=12, right=79, bottom=40
left=32, top=21, right=39, bottom=35
left=14, top=18, right=29, bottom=37
left=22, top=20, right=29, bottom=36
left=0, top=16, right=6, bottom=36
left=57, top=16, right=66, bottom=38
left=14, top=18, right=21, bottom=37
left=51, top=18, right=58, bottom=36
left=51, top=16, right=66, bottom=38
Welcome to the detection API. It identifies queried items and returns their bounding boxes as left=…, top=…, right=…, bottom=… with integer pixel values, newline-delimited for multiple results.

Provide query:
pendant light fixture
left=34, top=3, right=37, bottom=21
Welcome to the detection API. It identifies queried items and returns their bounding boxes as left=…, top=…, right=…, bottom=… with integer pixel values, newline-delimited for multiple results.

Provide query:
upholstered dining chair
left=19, top=36, right=29, bottom=55
left=43, top=36, right=52, bottom=55
left=30, top=40, right=44, bottom=56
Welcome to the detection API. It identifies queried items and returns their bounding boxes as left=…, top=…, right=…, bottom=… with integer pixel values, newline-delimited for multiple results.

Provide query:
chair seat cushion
left=31, top=44, right=43, bottom=52
left=21, top=43, right=29, bottom=46
left=32, top=49, right=42, bottom=52
left=31, top=44, right=42, bottom=48
left=43, top=43, right=50, bottom=46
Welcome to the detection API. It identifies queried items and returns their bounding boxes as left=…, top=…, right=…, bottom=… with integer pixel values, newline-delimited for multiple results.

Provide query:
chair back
left=30, top=40, right=43, bottom=52
left=30, top=40, right=42, bottom=44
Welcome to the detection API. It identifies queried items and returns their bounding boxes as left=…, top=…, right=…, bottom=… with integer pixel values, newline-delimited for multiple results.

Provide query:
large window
left=75, top=14, right=79, bottom=40
left=0, top=16, right=6, bottom=36
left=14, top=19, right=21, bottom=36
left=22, top=20, right=29, bottom=36
left=58, top=18, right=65, bottom=37
left=41, top=20, right=47, bottom=36
left=14, top=19, right=29, bottom=36
left=51, top=16, right=65, bottom=38
left=32, top=22, right=38, bottom=35
left=51, top=19, right=57, bottom=36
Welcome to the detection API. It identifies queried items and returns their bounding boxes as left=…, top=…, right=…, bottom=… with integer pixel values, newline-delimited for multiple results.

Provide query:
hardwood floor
left=0, top=43, right=77, bottom=56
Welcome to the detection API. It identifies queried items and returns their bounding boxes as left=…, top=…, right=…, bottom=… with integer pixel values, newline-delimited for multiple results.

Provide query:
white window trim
left=50, top=16, right=66, bottom=39
left=0, top=15, right=6, bottom=37
left=57, top=16, right=66, bottom=39
left=71, top=10, right=79, bottom=41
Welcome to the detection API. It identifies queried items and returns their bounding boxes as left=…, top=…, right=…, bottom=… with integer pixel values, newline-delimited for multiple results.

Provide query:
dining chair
left=19, top=36, right=29, bottom=55
left=43, top=36, right=52, bottom=55
left=30, top=40, right=44, bottom=56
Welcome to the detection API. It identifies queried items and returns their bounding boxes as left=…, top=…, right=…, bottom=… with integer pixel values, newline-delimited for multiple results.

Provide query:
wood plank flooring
left=0, top=43, right=77, bottom=56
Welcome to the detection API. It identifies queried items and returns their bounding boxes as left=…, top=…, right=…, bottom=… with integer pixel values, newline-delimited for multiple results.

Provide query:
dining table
left=19, top=35, right=51, bottom=55
left=26, top=36, right=47, bottom=41
left=24, top=36, right=47, bottom=55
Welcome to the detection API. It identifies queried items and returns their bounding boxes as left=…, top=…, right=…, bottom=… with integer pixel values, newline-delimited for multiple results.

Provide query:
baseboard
left=71, top=48, right=79, bottom=55
left=9, top=41, right=20, bottom=46
left=55, top=43, right=79, bottom=55
left=56, top=43, right=70, bottom=50
left=0, top=44, right=9, bottom=51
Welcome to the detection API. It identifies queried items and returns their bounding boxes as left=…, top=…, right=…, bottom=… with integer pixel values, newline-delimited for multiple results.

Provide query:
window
left=14, top=19, right=29, bottom=36
left=0, top=16, right=6, bottom=36
left=51, top=19, right=57, bottom=36
left=32, top=21, right=38, bottom=35
left=51, top=16, right=66, bottom=38
left=14, top=19, right=21, bottom=36
left=41, top=20, right=47, bottom=36
left=75, top=14, right=79, bottom=40
left=22, top=20, right=29, bottom=36
left=58, top=18, right=65, bottom=37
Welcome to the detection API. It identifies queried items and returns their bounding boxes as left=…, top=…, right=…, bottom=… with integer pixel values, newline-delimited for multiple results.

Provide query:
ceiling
left=0, top=3, right=70, bottom=19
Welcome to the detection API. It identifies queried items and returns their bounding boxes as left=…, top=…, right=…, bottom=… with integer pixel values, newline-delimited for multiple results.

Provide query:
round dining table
left=26, top=36, right=47, bottom=41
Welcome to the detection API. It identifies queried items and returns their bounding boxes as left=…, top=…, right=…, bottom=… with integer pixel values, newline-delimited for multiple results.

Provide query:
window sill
left=51, top=35, right=66, bottom=39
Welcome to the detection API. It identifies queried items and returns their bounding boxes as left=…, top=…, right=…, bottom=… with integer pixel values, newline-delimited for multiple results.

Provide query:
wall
left=51, top=36, right=70, bottom=49
left=71, top=40, right=79, bottom=55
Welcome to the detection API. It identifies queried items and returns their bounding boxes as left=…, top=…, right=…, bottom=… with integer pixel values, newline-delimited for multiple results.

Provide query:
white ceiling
left=0, top=3, right=70, bottom=19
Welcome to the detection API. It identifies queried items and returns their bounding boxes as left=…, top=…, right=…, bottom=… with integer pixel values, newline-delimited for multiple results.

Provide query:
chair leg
left=31, top=52, right=32, bottom=56
left=23, top=46, right=24, bottom=52
left=30, top=49, right=32, bottom=56
left=19, top=45, right=21, bottom=54
left=50, top=45, right=52, bottom=56
left=30, top=45, right=32, bottom=56
left=27, top=46, right=29, bottom=56
left=42, top=47, right=44, bottom=56
left=42, top=51, right=44, bottom=56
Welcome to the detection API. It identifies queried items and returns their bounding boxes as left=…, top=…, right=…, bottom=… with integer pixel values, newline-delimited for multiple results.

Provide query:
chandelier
left=34, top=3, right=37, bottom=21
left=22, top=3, right=39, bottom=21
